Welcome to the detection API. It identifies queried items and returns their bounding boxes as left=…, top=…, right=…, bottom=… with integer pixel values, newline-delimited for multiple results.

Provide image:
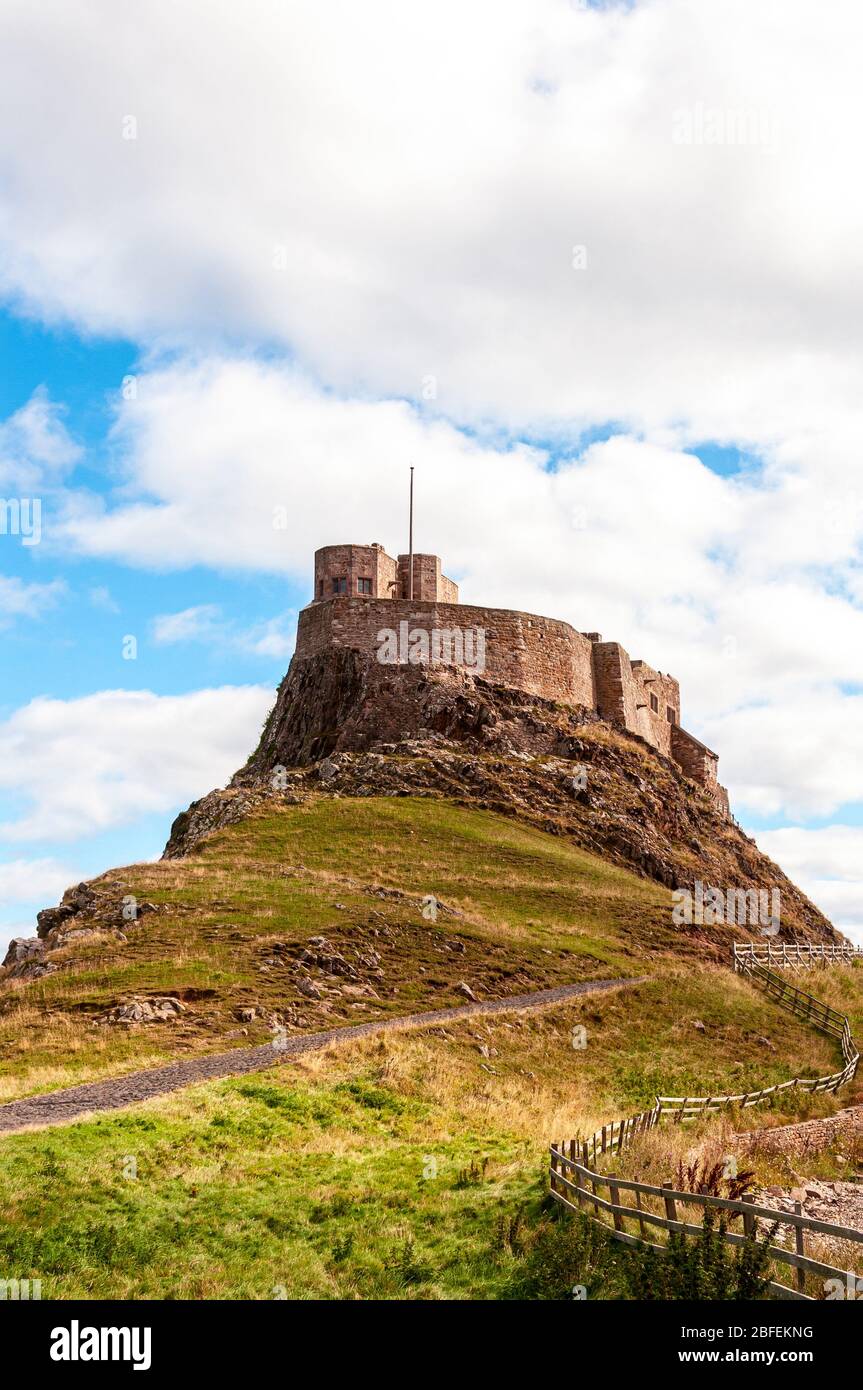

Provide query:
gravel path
left=0, top=975, right=645, bottom=1135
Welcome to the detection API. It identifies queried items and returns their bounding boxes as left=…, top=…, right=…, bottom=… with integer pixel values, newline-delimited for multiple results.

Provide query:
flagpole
left=408, top=465, right=414, bottom=600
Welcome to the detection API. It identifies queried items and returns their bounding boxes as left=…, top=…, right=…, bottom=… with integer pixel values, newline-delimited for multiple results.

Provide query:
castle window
left=357, top=577, right=372, bottom=595
left=331, top=577, right=347, bottom=594
left=649, top=693, right=659, bottom=713
left=666, top=706, right=677, bottom=723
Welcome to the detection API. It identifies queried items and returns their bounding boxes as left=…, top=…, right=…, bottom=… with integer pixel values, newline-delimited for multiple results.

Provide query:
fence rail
left=549, top=1146, right=863, bottom=1299
left=549, top=951, right=862, bottom=1297
left=572, top=956, right=859, bottom=1170
left=733, top=941, right=863, bottom=972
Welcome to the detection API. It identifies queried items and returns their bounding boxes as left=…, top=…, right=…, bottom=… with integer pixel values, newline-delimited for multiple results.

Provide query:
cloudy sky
left=1, top=0, right=862, bottom=949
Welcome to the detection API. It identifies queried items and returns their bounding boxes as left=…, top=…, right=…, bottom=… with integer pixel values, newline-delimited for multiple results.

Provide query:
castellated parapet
left=312, top=543, right=459, bottom=603
left=298, top=543, right=729, bottom=815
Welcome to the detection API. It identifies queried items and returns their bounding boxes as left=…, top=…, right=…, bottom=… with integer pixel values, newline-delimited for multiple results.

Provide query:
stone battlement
left=312, top=542, right=459, bottom=603
left=296, top=543, right=729, bottom=815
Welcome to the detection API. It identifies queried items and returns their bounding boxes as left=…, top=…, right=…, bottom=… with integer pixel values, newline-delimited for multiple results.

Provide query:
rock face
left=103, top=997, right=185, bottom=1025
left=2, top=937, right=50, bottom=979
left=738, top=1106, right=863, bottom=1161
left=163, top=787, right=274, bottom=860
left=232, top=645, right=580, bottom=775
left=2, top=882, right=156, bottom=981
left=161, top=648, right=837, bottom=945
left=752, top=1176, right=863, bottom=1256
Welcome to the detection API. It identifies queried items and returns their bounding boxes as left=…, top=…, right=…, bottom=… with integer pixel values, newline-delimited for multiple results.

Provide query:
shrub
left=506, top=1211, right=618, bottom=1300
left=621, top=1206, right=776, bottom=1300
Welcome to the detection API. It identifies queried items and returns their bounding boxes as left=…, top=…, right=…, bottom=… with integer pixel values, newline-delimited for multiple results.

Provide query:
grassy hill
left=2, top=794, right=845, bottom=1103
left=1, top=795, right=861, bottom=1298
left=0, top=957, right=860, bottom=1299
left=3, top=795, right=678, bottom=1101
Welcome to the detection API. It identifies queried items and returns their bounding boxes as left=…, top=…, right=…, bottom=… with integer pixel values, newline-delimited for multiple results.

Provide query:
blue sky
left=2, top=0, right=863, bottom=949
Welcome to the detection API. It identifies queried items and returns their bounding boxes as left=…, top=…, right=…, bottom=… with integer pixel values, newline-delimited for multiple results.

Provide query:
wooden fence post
left=662, top=1181, right=678, bottom=1225
left=634, top=1187, right=646, bottom=1240
left=794, top=1202, right=805, bottom=1294
left=590, top=1173, right=601, bottom=1218
left=608, top=1174, right=624, bottom=1232
left=742, top=1194, right=755, bottom=1238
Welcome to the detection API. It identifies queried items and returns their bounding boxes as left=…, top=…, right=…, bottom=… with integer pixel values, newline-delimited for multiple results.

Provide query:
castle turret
left=312, top=543, right=398, bottom=602
left=311, top=543, right=458, bottom=604
left=300, top=539, right=726, bottom=815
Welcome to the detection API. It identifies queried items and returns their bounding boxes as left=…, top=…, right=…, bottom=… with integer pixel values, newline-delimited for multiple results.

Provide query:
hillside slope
left=0, top=959, right=860, bottom=1298
left=2, top=649, right=842, bottom=1101
left=0, top=787, right=845, bottom=1104
left=177, top=649, right=834, bottom=939
left=3, top=650, right=861, bottom=1301
left=0, top=796, right=687, bottom=1100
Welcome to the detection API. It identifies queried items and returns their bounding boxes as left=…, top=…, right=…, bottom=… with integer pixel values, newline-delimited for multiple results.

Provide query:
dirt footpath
left=0, top=975, right=645, bottom=1135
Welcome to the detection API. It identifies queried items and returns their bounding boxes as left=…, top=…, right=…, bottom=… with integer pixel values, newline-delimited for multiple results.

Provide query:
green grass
left=0, top=797, right=676, bottom=1100
left=2, top=795, right=861, bottom=1299
left=1, top=959, right=860, bottom=1299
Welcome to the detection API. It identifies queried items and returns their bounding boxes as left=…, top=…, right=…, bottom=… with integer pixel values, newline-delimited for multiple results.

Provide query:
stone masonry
left=300, top=542, right=729, bottom=813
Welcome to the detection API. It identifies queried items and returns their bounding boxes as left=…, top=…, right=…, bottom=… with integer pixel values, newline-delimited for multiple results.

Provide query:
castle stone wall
left=439, top=573, right=459, bottom=604
left=396, top=552, right=459, bottom=602
left=672, top=724, right=729, bottom=814
left=313, top=543, right=396, bottom=601
left=299, top=541, right=728, bottom=816
left=294, top=596, right=596, bottom=707
left=631, top=661, right=680, bottom=757
left=593, top=642, right=639, bottom=732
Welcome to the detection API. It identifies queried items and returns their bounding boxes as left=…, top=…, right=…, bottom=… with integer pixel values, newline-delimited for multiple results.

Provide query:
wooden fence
left=572, top=956, right=859, bottom=1170
left=549, top=1146, right=863, bottom=1300
left=548, top=951, right=862, bottom=1297
left=734, top=941, right=863, bottom=972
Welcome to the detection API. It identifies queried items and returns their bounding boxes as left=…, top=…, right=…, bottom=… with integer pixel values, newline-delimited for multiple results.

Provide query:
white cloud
left=0, top=857, right=79, bottom=910
left=0, top=0, right=861, bottom=448
left=755, top=827, right=863, bottom=945
left=703, top=693, right=863, bottom=820
left=152, top=605, right=222, bottom=645
left=0, top=685, right=274, bottom=843
left=152, top=601, right=296, bottom=659
left=0, top=574, right=65, bottom=624
left=0, top=388, right=81, bottom=491
left=89, top=585, right=120, bottom=614
left=241, top=615, right=296, bottom=660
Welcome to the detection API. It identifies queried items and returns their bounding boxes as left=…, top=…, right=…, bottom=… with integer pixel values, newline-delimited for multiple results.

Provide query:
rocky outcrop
left=2, top=936, right=52, bottom=980
left=34, top=880, right=156, bottom=940
left=102, top=997, right=185, bottom=1026
left=163, top=786, right=275, bottom=859
left=231, top=646, right=524, bottom=774
left=3, top=881, right=158, bottom=982
left=163, top=648, right=838, bottom=944
left=738, top=1106, right=863, bottom=1161
left=753, top=1176, right=863, bottom=1260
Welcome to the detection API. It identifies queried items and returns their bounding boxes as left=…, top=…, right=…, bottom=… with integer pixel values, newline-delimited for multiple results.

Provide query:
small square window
left=331, top=577, right=347, bottom=594
left=649, top=693, right=659, bottom=713
left=666, top=706, right=676, bottom=723
left=357, top=577, right=373, bottom=595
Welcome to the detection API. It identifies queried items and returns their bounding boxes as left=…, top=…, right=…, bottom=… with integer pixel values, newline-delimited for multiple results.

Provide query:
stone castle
left=296, top=541, right=729, bottom=815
